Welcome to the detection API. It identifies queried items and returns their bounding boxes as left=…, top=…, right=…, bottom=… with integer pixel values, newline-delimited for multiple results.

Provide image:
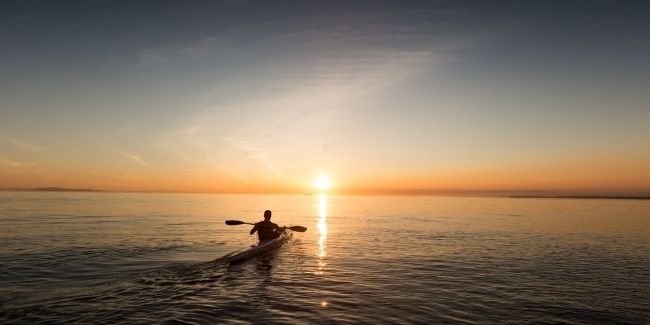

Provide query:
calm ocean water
left=0, top=192, right=649, bottom=324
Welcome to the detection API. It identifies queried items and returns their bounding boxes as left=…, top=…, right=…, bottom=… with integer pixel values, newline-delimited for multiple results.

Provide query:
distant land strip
left=1, top=187, right=103, bottom=192
left=509, top=195, right=650, bottom=200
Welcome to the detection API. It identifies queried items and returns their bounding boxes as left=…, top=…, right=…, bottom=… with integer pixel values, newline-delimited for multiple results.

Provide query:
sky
left=1, top=0, right=649, bottom=195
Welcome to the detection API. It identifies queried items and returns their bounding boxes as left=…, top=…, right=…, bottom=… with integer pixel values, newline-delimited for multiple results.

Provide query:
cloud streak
left=220, top=136, right=281, bottom=177
left=148, top=46, right=434, bottom=178
left=119, top=151, right=150, bottom=167
left=0, top=158, right=36, bottom=168
left=131, top=5, right=476, bottom=74
left=0, top=136, right=43, bottom=151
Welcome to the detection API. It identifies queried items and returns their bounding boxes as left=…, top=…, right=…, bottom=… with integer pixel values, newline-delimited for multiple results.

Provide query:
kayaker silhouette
left=250, top=210, right=284, bottom=241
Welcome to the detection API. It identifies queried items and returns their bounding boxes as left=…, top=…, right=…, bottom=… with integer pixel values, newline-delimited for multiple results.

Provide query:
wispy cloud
left=119, top=151, right=150, bottom=167
left=0, top=136, right=43, bottom=151
left=220, top=136, right=281, bottom=177
left=148, top=47, right=437, bottom=183
left=132, top=5, right=478, bottom=72
left=136, top=35, right=232, bottom=68
left=0, top=158, right=36, bottom=168
left=142, top=8, right=488, bottom=184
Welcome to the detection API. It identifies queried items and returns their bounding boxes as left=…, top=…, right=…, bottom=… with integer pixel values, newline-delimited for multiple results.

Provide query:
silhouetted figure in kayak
left=250, top=210, right=284, bottom=241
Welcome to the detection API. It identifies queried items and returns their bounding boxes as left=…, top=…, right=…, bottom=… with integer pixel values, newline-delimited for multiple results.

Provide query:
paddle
left=225, top=220, right=254, bottom=225
left=287, top=226, right=307, bottom=232
left=225, top=220, right=307, bottom=232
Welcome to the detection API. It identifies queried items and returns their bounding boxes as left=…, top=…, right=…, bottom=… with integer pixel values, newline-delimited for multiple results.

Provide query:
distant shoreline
left=1, top=187, right=104, bottom=192
left=509, top=195, right=650, bottom=200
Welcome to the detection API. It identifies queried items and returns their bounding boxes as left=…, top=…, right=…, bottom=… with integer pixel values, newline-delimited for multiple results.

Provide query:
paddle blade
left=288, top=225, right=307, bottom=232
left=225, top=220, right=245, bottom=225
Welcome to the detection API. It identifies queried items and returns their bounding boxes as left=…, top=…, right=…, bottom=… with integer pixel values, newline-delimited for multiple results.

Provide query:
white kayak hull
left=227, top=229, right=293, bottom=264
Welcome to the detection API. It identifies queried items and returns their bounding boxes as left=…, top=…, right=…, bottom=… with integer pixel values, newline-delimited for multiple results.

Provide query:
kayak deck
left=227, top=228, right=293, bottom=264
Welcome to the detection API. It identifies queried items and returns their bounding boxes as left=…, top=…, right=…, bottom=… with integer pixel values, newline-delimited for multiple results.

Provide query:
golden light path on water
left=317, top=194, right=328, bottom=307
left=317, top=194, right=327, bottom=266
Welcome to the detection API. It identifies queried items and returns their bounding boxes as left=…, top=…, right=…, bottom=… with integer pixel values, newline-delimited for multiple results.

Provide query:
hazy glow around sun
left=314, top=175, right=331, bottom=190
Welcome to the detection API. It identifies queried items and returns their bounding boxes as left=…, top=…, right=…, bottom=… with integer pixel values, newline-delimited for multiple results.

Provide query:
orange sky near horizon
left=2, top=149, right=649, bottom=195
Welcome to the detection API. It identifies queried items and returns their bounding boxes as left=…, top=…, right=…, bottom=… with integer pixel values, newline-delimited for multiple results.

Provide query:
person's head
left=263, top=210, right=272, bottom=220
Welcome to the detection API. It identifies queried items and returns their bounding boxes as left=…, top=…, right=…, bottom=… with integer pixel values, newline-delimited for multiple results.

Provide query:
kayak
left=227, top=228, right=293, bottom=264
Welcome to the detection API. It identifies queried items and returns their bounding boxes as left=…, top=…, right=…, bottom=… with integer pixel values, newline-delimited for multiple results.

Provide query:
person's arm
left=250, top=223, right=258, bottom=235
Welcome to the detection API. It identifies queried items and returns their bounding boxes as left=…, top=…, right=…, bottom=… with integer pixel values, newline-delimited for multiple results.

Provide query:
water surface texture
left=1, top=192, right=649, bottom=324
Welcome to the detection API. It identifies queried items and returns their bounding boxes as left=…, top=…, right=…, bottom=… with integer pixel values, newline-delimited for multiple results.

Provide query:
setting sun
left=314, top=176, right=331, bottom=190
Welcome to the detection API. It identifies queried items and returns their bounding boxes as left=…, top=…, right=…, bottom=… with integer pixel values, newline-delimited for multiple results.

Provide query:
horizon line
left=2, top=187, right=649, bottom=197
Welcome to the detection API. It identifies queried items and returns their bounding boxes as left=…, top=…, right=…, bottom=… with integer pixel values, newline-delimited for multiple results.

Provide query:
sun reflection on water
left=317, top=194, right=327, bottom=275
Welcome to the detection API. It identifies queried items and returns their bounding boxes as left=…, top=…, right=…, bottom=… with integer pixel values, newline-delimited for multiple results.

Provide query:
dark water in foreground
left=1, top=192, right=649, bottom=324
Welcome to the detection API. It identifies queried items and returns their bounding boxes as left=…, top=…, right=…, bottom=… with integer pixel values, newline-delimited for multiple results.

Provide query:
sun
left=314, top=175, right=331, bottom=190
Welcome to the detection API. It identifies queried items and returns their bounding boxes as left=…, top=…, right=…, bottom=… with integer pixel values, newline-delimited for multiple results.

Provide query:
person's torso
left=256, top=221, right=278, bottom=240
